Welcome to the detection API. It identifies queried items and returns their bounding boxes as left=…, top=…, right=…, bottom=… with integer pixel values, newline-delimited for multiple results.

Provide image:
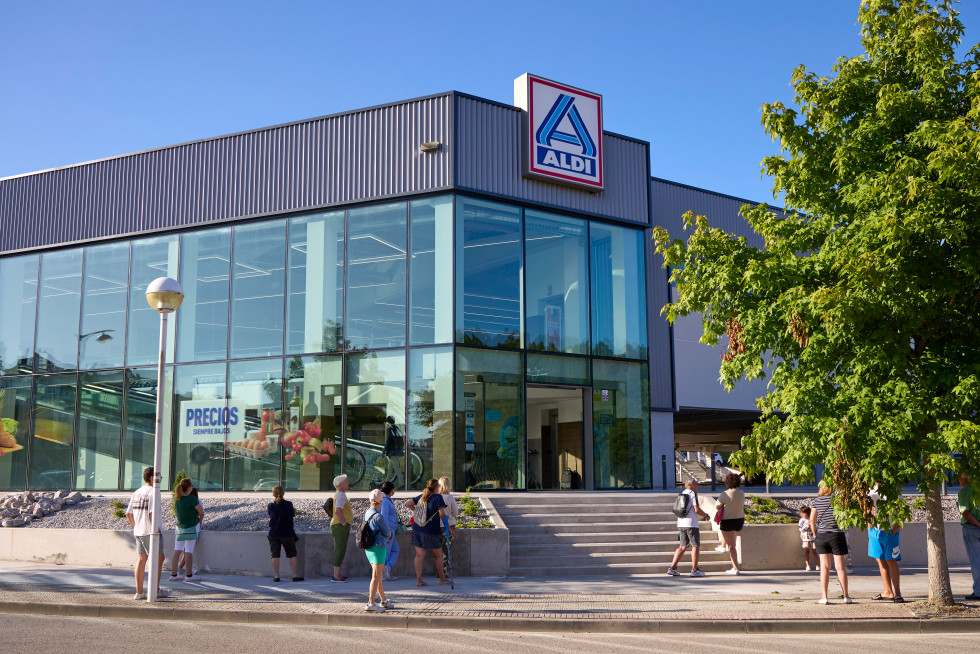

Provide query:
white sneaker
left=169, top=574, right=185, bottom=582
left=133, top=592, right=146, bottom=600
left=364, top=603, right=384, bottom=612
left=381, top=598, right=393, bottom=609
left=817, top=598, right=830, bottom=604
left=690, top=569, right=706, bottom=577
left=725, top=568, right=740, bottom=575
left=185, top=575, right=202, bottom=582
left=816, top=565, right=821, bottom=571
left=714, top=545, right=727, bottom=552
left=157, top=588, right=172, bottom=598
left=805, top=565, right=812, bottom=571
left=666, top=568, right=680, bottom=576
left=843, top=597, right=854, bottom=604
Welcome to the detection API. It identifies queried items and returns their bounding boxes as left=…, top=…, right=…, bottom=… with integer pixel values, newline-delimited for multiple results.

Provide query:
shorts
left=719, top=518, right=744, bottom=532
left=802, top=540, right=816, bottom=550
left=868, top=527, right=901, bottom=561
left=173, top=532, right=197, bottom=553
left=678, top=527, right=701, bottom=548
left=411, top=530, right=443, bottom=551
left=815, top=531, right=849, bottom=556
left=269, top=535, right=298, bottom=559
left=135, top=535, right=152, bottom=556
left=365, top=545, right=387, bottom=565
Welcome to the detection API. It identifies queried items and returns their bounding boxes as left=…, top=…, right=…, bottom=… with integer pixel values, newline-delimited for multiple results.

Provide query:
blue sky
left=1, top=1, right=976, bottom=203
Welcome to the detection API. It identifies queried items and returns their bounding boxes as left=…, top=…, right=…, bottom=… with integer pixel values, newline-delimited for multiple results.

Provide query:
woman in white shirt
left=438, top=476, right=459, bottom=581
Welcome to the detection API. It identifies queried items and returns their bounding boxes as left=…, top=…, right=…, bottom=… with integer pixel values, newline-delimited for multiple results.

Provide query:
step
left=509, top=551, right=733, bottom=567
left=503, top=522, right=681, bottom=534
left=501, top=514, right=675, bottom=525
left=495, top=503, right=675, bottom=516
left=508, top=532, right=723, bottom=545
left=507, top=561, right=733, bottom=577
left=510, top=541, right=713, bottom=555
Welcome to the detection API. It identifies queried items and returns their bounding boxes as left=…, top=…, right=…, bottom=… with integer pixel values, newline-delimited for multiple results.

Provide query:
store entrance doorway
left=526, top=386, right=592, bottom=490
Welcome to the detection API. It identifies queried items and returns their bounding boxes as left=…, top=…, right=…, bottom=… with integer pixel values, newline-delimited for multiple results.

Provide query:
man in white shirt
left=667, top=479, right=710, bottom=577
left=126, top=467, right=170, bottom=600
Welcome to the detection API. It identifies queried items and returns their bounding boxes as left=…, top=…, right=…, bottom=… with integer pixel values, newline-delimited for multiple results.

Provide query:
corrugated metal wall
left=454, top=95, right=650, bottom=226
left=650, top=177, right=765, bottom=248
left=0, top=94, right=453, bottom=254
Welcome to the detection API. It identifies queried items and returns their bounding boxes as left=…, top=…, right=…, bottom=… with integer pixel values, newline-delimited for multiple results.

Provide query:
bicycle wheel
left=344, top=447, right=366, bottom=486
left=409, top=452, right=424, bottom=486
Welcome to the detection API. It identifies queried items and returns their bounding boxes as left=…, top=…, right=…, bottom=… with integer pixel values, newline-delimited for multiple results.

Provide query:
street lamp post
left=144, top=277, right=184, bottom=603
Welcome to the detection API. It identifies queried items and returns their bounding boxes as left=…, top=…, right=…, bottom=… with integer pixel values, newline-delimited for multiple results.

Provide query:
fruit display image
left=226, top=409, right=280, bottom=460
left=0, top=418, right=20, bottom=455
left=283, top=421, right=336, bottom=466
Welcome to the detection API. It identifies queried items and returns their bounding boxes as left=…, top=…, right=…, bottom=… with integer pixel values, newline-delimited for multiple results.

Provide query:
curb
left=1, top=601, right=979, bottom=633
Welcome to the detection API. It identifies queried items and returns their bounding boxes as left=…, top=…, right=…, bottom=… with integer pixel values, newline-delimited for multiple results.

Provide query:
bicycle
left=343, top=447, right=367, bottom=486
left=371, top=451, right=425, bottom=488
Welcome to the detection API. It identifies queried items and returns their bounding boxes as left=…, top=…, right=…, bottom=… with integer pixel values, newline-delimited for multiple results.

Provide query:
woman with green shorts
left=363, top=488, right=393, bottom=612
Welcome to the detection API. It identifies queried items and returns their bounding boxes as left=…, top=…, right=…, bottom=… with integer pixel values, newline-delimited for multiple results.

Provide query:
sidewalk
left=0, top=561, right=977, bottom=633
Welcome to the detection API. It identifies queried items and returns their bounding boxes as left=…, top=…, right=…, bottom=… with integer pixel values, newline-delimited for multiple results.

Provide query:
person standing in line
left=380, top=481, right=401, bottom=581
left=169, top=478, right=204, bottom=582
left=125, top=467, right=171, bottom=600
left=958, top=471, right=980, bottom=601
left=798, top=506, right=818, bottom=571
left=438, top=476, right=459, bottom=581
left=268, top=485, right=303, bottom=582
left=175, top=484, right=200, bottom=578
left=363, top=488, right=393, bottom=612
left=667, top=479, right=710, bottom=577
left=810, top=483, right=853, bottom=605
left=714, top=473, right=745, bottom=575
left=330, top=474, right=352, bottom=583
left=405, top=478, right=449, bottom=587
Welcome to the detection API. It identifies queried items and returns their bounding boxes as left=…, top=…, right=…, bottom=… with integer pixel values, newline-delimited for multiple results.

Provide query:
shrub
left=459, top=488, right=480, bottom=517
left=113, top=508, right=126, bottom=519
left=111, top=501, right=124, bottom=510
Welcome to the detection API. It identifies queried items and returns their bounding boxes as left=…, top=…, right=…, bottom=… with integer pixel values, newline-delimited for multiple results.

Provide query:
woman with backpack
left=362, top=488, right=393, bottom=612
left=404, top=478, right=449, bottom=587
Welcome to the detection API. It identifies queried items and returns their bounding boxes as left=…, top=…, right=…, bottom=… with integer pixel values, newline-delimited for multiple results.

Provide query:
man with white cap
left=330, top=474, right=352, bottom=583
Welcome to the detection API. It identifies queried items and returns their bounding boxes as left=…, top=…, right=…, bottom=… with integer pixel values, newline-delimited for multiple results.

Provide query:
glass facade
left=0, top=193, right=651, bottom=492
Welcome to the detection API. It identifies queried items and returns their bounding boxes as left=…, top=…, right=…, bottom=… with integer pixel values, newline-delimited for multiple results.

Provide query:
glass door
left=526, top=385, right=588, bottom=490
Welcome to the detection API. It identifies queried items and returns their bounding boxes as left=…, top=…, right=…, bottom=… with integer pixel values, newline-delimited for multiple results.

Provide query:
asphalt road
left=2, top=616, right=975, bottom=654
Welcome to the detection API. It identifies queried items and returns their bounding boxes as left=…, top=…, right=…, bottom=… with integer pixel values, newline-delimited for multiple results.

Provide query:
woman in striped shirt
left=809, top=483, right=853, bottom=605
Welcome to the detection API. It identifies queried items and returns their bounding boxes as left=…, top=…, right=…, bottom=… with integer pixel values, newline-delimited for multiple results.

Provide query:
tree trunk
left=924, top=481, right=955, bottom=606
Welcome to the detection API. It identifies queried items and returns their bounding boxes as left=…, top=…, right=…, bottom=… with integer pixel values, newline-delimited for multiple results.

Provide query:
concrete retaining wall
left=0, top=526, right=509, bottom=578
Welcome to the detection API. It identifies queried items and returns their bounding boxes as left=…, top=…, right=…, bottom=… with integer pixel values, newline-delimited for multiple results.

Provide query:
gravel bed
left=18, top=494, right=494, bottom=532
left=777, top=496, right=962, bottom=523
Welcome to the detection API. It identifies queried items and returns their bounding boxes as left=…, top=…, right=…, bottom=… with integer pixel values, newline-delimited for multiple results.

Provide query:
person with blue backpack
left=360, top=488, right=393, bottom=612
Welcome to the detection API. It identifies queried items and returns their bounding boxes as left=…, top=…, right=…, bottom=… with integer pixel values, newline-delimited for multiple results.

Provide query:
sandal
left=872, top=593, right=891, bottom=601
left=893, top=596, right=905, bottom=603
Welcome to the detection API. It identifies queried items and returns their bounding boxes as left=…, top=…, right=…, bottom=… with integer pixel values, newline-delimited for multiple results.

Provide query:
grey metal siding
left=454, top=95, right=650, bottom=225
left=650, top=177, right=765, bottom=248
left=0, top=95, right=453, bottom=254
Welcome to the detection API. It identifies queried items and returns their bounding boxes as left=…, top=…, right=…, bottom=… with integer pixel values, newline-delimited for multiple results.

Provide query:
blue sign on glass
left=485, top=409, right=501, bottom=422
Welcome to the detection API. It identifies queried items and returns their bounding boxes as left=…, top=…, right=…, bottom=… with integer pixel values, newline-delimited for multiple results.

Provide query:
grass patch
left=111, top=501, right=125, bottom=510
left=459, top=488, right=480, bottom=517
left=112, top=508, right=126, bottom=519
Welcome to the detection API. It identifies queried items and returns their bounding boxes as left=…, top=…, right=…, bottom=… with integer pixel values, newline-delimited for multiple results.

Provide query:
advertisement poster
left=179, top=399, right=246, bottom=443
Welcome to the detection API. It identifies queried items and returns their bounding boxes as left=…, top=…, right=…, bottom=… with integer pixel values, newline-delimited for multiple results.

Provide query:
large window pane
left=231, top=221, right=286, bottom=359
left=456, top=197, right=523, bottom=349
left=0, top=254, right=38, bottom=376
left=287, top=211, right=344, bottom=355
left=346, top=350, right=405, bottom=491
left=29, top=373, right=77, bottom=490
left=0, top=377, right=32, bottom=490
left=590, top=224, right=648, bottom=359
left=172, top=363, right=226, bottom=490
left=127, top=236, right=179, bottom=367
left=409, top=197, right=453, bottom=345
left=455, top=348, right=525, bottom=490
left=283, top=354, right=342, bottom=492
left=75, top=370, right=124, bottom=490
left=35, top=250, right=83, bottom=372
left=346, top=203, right=407, bottom=349
left=525, top=210, right=589, bottom=354
left=226, top=358, right=283, bottom=491
left=79, top=243, right=129, bottom=370
left=122, top=366, right=174, bottom=490
left=408, top=347, right=453, bottom=491
left=177, top=228, right=230, bottom=363
left=592, top=359, right=651, bottom=489
left=526, top=353, right=590, bottom=386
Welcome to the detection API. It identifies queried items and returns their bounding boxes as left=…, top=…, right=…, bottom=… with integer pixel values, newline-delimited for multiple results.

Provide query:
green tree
left=653, top=0, right=980, bottom=606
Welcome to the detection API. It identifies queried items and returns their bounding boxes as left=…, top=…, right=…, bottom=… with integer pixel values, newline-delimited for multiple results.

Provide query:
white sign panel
left=515, top=74, right=604, bottom=190
left=179, top=399, right=247, bottom=443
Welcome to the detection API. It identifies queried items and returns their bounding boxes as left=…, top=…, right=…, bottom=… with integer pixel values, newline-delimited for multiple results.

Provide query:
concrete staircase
left=494, top=493, right=732, bottom=577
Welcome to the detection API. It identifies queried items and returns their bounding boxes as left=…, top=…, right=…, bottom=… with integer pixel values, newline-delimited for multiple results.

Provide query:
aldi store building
left=0, top=76, right=752, bottom=494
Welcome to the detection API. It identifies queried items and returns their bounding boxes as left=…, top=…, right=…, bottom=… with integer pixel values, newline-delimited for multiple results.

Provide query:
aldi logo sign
left=515, top=74, right=604, bottom=190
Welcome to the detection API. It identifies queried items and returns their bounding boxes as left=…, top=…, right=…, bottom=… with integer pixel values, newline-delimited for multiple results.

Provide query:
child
left=799, top=506, right=818, bottom=571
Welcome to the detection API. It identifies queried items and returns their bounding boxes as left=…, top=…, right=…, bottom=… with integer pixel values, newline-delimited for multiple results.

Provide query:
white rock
left=64, top=499, right=76, bottom=506
left=2, top=517, right=25, bottom=528
left=66, top=491, right=84, bottom=503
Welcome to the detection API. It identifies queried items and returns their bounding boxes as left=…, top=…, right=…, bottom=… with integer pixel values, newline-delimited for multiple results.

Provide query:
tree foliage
left=653, top=0, right=980, bottom=604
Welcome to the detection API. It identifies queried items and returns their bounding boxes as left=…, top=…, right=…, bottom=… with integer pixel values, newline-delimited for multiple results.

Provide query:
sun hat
left=333, top=474, right=348, bottom=489
left=368, top=488, right=384, bottom=503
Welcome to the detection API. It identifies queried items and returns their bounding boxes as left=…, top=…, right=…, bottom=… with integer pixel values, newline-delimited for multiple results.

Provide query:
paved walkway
left=0, top=561, right=977, bottom=631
